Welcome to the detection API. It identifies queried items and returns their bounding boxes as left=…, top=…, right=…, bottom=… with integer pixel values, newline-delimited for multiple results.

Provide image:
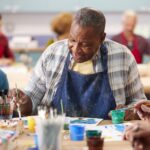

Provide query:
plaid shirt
left=24, top=39, right=146, bottom=113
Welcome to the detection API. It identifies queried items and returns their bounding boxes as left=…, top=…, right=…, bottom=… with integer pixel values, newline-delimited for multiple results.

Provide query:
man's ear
left=100, top=32, right=106, bottom=43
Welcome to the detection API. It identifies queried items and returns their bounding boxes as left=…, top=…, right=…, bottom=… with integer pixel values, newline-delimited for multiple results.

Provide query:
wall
left=0, top=0, right=150, bottom=37
left=1, top=0, right=150, bottom=12
left=1, top=12, right=150, bottom=38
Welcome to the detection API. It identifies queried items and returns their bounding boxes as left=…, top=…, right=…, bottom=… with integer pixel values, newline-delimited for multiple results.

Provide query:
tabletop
left=0, top=120, right=133, bottom=150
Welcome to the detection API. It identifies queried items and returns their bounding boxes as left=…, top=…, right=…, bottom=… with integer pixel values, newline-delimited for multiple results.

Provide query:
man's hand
left=123, top=121, right=150, bottom=150
left=134, top=100, right=150, bottom=121
left=115, top=104, right=139, bottom=121
left=8, top=89, right=32, bottom=116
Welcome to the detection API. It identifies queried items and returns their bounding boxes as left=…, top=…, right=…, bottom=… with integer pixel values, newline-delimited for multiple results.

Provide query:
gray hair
left=122, top=10, right=137, bottom=22
left=74, top=7, right=106, bottom=34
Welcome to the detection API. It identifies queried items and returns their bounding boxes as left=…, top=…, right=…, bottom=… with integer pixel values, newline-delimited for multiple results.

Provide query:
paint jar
left=86, top=130, right=104, bottom=150
left=34, top=134, right=39, bottom=148
left=111, top=109, right=125, bottom=124
left=28, top=117, right=36, bottom=132
left=69, top=124, right=85, bottom=141
left=64, top=123, right=69, bottom=130
left=0, top=103, right=13, bottom=120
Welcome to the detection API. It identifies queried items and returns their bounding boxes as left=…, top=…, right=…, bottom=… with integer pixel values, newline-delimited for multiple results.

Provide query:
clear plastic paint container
left=111, top=109, right=125, bottom=124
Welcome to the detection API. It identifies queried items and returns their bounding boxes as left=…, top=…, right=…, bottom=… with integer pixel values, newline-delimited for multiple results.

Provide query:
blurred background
left=0, top=0, right=150, bottom=92
left=1, top=0, right=150, bottom=66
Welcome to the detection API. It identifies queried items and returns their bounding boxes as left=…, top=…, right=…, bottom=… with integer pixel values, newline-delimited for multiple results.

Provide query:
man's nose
left=73, top=43, right=81, bottom=52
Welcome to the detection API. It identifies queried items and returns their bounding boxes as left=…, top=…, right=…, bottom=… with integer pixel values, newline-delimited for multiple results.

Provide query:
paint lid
left=86, top=130, right=102, bottom=138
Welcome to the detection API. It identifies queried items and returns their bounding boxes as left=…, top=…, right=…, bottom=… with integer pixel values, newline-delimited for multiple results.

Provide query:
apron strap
left=100, top=44, right=108, bottom=73
left=58, top=44, right=108, bottom=90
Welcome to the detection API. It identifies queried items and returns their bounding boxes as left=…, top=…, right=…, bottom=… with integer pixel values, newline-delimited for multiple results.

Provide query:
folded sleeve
left=125, top=55, right=147, bottom=105
left=24, top=52, right=47, bottom=113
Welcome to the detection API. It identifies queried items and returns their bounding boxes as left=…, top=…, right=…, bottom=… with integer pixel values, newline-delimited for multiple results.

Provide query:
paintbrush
left=117, top=102, right=150, bottom=111
left=142, top=102, right=150, bottom=107
left=15, top=84, right=19, bottom=102
left=117, top=105, right=134, bottom=111
left=17, top=104, right=22, bottom=120
left=60, top=99, right=64, bottom=115
left=15, top=84, right=22, bottom=120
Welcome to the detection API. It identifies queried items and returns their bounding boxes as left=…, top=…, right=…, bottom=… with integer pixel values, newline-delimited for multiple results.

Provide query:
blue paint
left=114, top=124, right=125, bottom=133
left=70, top=118, right=96, bottom=124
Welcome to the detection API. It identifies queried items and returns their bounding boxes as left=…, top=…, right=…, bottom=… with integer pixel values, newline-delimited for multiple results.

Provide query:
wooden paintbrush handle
left=143, top=102, right=150, bottom=107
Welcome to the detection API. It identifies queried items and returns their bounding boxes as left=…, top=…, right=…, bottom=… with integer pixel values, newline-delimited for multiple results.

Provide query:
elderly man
left=112, top=10, right=150, bottom=64
left=9, top=8, right=146, bottom=119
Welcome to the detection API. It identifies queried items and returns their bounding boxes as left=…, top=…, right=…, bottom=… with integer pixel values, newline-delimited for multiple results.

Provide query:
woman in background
left=46, top=12, right=73, bottom=46
left=112, top=10, right=150, bottom=64
left=0, top=14, right=15, bottom=66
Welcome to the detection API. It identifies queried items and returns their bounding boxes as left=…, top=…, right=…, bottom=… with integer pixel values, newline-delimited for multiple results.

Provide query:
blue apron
left=52, top=44, right=116, bottom=119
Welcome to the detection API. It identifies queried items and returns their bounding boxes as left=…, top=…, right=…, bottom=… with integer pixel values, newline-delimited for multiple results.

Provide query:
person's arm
left=23, top=52, right=47, bottom=114
left=125, top=53, right=147, bottom=104
left=9, top=89, right=32, bottom=116
left=9, top=51, right=47, bottom=116
left=123, top=51, right=147, bottom=120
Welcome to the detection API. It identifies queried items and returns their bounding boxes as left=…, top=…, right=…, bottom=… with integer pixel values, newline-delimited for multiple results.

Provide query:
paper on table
left=65, top=117, right=103, bottom=128
left=86, top=123, right=132, bottom=141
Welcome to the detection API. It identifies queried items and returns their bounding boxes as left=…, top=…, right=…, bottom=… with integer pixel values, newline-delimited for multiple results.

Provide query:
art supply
left=66, top=117, right=102, bottom=126
left=0, top=129, right=15, bottom=145
left=36, top=115, right=64, bottom=150
left=38, top=106, right=48, bottom=120
left=69, top=124, right=85, bottom=141
left=16, top=119, right=24, bottom=134
left=64, top=123, right=69, bottom=130
left=0, top=89, right=8, bottom=104
left=15, top=84, right=22, bottom=120
left=17, top=104, right=22, bottom=120
left=70, top=118, right=97, bottom=124
left=117, top=105, right=134, bottom=111
left=28, top=117, right=36, bottom=133
left=60, top=99, right=64, bottom=115
left=0, top=89, right=13, bottom=120
left=86, top=130, right=102, bottom=138
left=0, top=134, right=7, bottom=144
left=50, top=108, right=54, bottom=119
left=15, top=84, right=19, bottom=99
left=116, top=102, right=150, bottom=112
left=86, top=130, right=103, bottom=150
left=34, top=134, right=39, bottom=148
left=111, top=109, right=125, bottom=124
left=143, top=102, right=150, bottom=107
left=86, top=123, right=132, bottom=141
left=0, top=103, right=13, bottom=120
